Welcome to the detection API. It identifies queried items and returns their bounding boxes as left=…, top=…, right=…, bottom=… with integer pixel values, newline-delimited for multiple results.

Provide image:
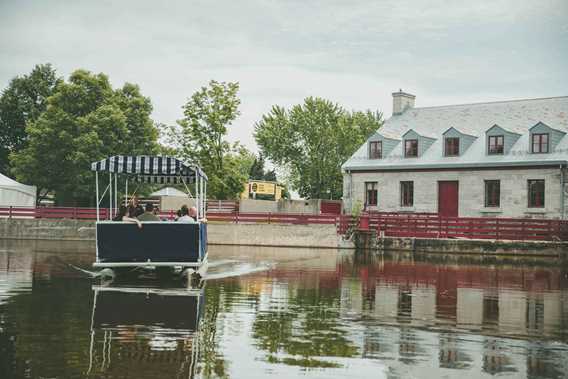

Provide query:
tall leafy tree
left=173, top=80, right=251, bottom=199
left=248, top=154, right=277, bottom=181
left=255, top=97, right=382, bottom=199
left=0, top=64, right=61, bottom=174
left=10, top=69, right=158, bottom=205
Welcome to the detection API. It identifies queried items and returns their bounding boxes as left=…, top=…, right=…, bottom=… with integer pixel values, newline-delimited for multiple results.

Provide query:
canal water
left=0, top=240, right=567, bottom=379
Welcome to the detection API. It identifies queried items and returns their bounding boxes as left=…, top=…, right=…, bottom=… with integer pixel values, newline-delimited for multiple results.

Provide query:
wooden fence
left=337, top=213, right=568, bottom=241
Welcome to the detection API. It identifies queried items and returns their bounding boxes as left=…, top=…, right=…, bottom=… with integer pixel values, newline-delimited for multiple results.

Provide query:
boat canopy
left=90, top=155, right=207, bottom=184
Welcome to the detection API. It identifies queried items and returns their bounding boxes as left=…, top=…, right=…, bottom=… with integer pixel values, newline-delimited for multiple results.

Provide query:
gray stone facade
left=343, top=167, right=568, bottom=219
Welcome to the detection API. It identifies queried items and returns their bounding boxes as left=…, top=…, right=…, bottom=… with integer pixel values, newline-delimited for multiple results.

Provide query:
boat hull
left=94, top=221, right=208, bottom=268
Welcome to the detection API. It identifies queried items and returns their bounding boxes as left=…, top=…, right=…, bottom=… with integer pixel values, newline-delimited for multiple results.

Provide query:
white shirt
left=177, top=215, right=197, bottom=223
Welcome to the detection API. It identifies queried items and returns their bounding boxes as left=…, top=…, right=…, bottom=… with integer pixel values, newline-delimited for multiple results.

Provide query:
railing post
left=496, top=218, right=500, bottom=240
left=8, top=206, right=12, bottom=219
left=73, top=207, right=77, bottom=220
left=235, top=211, right=239, bottom=224
left=268, top=212, right=271, bottom=224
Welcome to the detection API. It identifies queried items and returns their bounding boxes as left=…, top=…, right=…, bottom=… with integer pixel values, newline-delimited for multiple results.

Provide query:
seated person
left=137, top=203, right=160, bottom=221
left=189, top=206, right=198, bottom=222
left=130, top=195, right=145, bottom=217
left=177, top=205, right=196, bottom=223
left=113, top=205, right=143, bottom=229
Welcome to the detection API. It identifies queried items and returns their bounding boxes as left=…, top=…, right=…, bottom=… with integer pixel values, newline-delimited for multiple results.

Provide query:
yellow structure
left=241, top=180, right=283, bottom=200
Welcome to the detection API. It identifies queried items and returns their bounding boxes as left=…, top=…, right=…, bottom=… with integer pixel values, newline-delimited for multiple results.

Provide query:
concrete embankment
left=0, top=218, right=343, bottom=249
left=1, top=219, right=567, bottom=258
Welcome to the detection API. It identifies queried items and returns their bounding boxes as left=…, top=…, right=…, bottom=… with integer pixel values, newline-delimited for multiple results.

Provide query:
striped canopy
left=90, top=156, right=207, bottom=183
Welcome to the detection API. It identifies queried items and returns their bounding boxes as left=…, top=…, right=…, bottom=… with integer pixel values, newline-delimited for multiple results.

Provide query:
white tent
left=0, top=173, right=36, bottom=206
left=150, top=187, right=187, bottom=197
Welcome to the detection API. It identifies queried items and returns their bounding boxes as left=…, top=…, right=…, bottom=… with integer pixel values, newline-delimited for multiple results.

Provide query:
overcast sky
left=1, top=0, right=567, bottom=151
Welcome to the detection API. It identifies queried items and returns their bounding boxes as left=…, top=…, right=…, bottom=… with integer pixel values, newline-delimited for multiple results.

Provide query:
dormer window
left=405, top=139, right=418, bottom=157
left=488, top=135, right=504, bottom=155
left=369, top=141, right=382, bottom=159
left=531, top=133, right=549, bottom=153
left=444, top=137, right=459, bottom=156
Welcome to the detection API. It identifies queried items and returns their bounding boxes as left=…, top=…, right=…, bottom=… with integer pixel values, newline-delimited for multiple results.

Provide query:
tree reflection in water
left=1, top=246, right=568, bottom=379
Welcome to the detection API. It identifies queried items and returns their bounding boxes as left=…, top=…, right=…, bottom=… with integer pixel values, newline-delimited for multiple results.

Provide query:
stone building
left=342, top=92, right=568, bottom=218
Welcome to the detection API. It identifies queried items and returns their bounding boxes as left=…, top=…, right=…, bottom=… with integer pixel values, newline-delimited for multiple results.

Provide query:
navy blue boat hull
left=96, top=222, right=207, bottom=264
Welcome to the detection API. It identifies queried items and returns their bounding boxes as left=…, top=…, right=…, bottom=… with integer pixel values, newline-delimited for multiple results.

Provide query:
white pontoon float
left=91, top=155, right=208, bottom=273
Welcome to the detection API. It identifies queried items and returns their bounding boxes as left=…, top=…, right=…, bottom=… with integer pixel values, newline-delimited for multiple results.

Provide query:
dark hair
left=114, top=205, right=127, bottom=221
left=145, top=203, right=154, bottom=212
left=127, top=205, right=137, bottom=218
left=180, top=205, right=189, bottom=216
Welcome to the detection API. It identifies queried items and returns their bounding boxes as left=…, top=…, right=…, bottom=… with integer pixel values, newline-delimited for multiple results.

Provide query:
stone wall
left=1, top=218, right=565, bottom=255
left=0, top=218, right=342, bottom=248
left=344, top=167, right=567, bottom=219
left=239, top=199, right=321, bottom=214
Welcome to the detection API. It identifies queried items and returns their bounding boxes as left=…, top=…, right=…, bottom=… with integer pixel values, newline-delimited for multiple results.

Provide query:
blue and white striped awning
left=90, top=156, right=207, bottom=182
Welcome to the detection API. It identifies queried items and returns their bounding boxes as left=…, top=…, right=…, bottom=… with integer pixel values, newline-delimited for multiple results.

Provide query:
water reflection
left=0, top=242, right=567, bottom=378
left=87, top=285, right=204, bottom=378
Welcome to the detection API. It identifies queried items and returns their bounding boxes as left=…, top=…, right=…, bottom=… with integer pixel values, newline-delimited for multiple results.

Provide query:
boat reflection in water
left=87, top=283, right=204, bottom=378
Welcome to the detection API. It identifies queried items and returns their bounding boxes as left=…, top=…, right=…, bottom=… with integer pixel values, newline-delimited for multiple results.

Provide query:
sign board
left=249, top=181, right=276, bottom=195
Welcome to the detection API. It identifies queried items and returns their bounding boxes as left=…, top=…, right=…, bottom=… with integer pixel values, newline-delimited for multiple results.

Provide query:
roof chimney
left=392, top=89, right=415, bottom=116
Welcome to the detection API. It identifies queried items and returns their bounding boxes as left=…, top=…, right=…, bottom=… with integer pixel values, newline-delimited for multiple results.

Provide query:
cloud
left=1, top=0, right=566, bottom=151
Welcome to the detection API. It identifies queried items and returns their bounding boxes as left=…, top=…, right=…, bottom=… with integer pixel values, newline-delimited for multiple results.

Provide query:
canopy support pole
left=109, top=172, right=113, bottom=219
left=125, top=178, right=128, bottom=206
left=195, top=176, right=200, bottom=219
left=114, top=173, right=117, bottom=217
left=95, top=171, right=99, bottom=222
left=200, top=175, right=204, bottom=217
left=204, top=181, right=207, bottom=216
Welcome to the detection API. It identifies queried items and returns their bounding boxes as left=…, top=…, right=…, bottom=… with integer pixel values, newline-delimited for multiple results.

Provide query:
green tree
left=248, top=153, right=278, bottom=182
left=254, top=97, right=382, bottom=199
left=249, top=154, right=266, bottom=180
left=10, top=69, right=158, bottom=205
left=0, top=64, right=61, bottom=174
left=173, top=80, right=250, bottom=199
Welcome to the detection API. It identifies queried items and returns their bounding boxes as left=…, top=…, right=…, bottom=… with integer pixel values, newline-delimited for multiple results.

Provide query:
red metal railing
left=0, top=206, right=110, bottom=220
left=337, top=212, right=568, bottom=241
left=1, top=206, right=567, bottom=241
left=0, top=206, right=338, bottom=225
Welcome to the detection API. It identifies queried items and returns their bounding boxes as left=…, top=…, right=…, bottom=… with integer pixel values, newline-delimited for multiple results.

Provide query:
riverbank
left=1, top=218, right=567, bottom=258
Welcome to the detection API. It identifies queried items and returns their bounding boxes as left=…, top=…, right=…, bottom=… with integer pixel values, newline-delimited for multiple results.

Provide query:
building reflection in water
left=1, top=245, right=568, bottom=379
left=242, top=253, right=568, bottom=377
left=86, top=285, right=205, bottom=379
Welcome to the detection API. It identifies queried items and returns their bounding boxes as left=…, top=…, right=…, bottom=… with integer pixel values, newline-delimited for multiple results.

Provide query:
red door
left=438, top=181, right=459, bottom=217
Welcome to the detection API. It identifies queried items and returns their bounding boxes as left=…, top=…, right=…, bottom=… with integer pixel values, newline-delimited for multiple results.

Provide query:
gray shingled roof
left=343, top=96, right=568, bottom=171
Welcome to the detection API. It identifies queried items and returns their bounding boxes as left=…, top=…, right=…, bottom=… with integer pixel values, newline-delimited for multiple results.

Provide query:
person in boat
left=189, top=206, right=198, bottom=222
left=113, top=205, right=143, bottom=228
left=190, top=205, right=207, bottom=223
left=137, top=203, right=160, bottom=221
left=177, top=205, right=196, bottom=223
left=130, top=196, right=145, bottom=217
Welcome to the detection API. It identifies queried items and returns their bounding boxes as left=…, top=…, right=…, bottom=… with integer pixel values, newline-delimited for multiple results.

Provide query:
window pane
left=405, top=140, right=418, bottom=157
left=365, top=182, right=378, bottom=206
left=400, top=181, right=414, bottom=207
left=369, top=141, right=382, bottom=159
left=484, top=180, right=500, bottom=207
left=528, top=179, right=545, bottom=208
left=445, top=138, right=459, bottom=156
left=488, top=135, right=504, bottom=154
